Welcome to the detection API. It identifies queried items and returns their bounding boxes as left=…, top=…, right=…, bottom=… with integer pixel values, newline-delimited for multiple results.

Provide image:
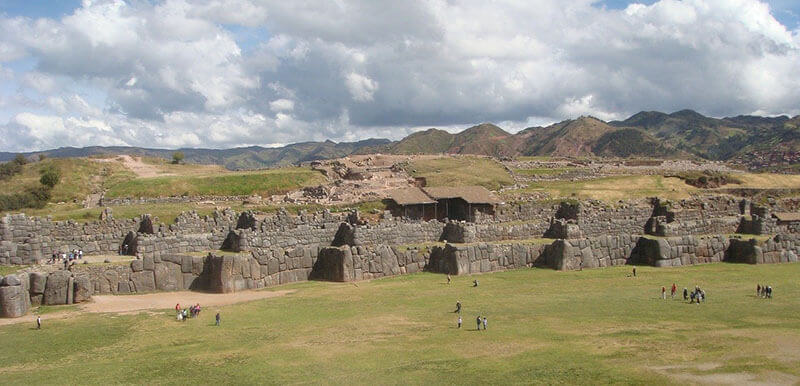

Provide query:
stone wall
left=0, top=214, right=140, bottom=264
left=726, top=234, right=800, bottom=264
left=551, top=234, right=639, bottom=270
left=427, top=242, right=545, bottom=275
left=630, top=235, right=730, bottom=267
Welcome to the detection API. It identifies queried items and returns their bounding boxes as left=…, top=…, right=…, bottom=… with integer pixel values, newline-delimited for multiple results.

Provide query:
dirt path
left=93, top=155, right=171, bottom=178
left=0, top=289, right=293, bottom=326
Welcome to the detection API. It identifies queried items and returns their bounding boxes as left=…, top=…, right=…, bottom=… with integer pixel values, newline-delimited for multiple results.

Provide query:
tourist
left=175, top=303, right=180, bottom=313
left=683, top=287, right=688, bottom=301
left=661, top=286, right=666, bottom=300
left=756, top=284, right=761, bottom=297
left=447, top=274, right=451, bottom=285
left=766, top=286, right=772, bottom=299
left=482, top=317, right=487, bottom=330
left=473, top=280, right=479, bottom=287
left=476, top=316, right=481, bottom=330
left=671, top=283, right=677, bottom=298
left=36, top=316, right=41, bottom=330
left=177, top=310, right=183, bottom=321
left=195, top=303, right=201, bottom=317
left=632, top=266, right=637, bottom=277
left=78, top=249, right=83, bottom=259
left=455, top=301, right=461, bottom=314
left=215, top=312, right=221, bottom=326
left=182, top=309, right=188, bottom=321
left=457, top=315, right=462, bottom=329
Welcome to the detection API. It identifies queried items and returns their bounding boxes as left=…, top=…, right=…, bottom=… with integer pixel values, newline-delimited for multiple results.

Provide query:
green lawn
left=105, top=167, right=325, bottom=198
left=513, top=167, right=578, bottom=176
left=1, top=263, right=799, bottom=384
left=405, top=156, right=513, bottom=190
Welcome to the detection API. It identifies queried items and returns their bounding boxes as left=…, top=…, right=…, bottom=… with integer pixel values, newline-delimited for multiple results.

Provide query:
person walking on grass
left=447, top=274, right=451, bottom=285
left=757, top=284, right=761, bottom=297
left=482, top=317, right=487, bottom=331
left=457, top=316, right=462, bottom=329
left=215, top=312, right=221, bottom=326
left=454, top=301, right=461, bottom=314
left=661, top=286, right=666, bottom=300
left=683, top=287, right=688, bottom=301
left=671, top=283, right=677, bottom=299
left=36, top=316, right=41, bottom=330
left=632, top=266, right=637, bottom=277
left=476, top=316, right=481, bottom=331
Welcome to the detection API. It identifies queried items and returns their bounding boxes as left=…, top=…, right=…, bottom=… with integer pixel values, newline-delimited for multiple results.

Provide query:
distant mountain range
left=2, top=110, right=798, bottom=169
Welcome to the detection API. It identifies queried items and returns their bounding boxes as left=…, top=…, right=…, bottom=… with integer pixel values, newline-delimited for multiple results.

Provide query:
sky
left=0, top=0, right=799, bottom=151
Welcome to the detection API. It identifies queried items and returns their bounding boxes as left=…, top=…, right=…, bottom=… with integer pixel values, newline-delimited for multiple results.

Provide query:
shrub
left=39, top=165, right=62, bottom=188
left=172, top=151, right=185, bottom=164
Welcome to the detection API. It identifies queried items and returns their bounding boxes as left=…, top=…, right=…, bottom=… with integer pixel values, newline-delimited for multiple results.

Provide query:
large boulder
left=154, top=263, right=183, bottom=291
left=2, top=274, right=21, bottom=287
left=129, top=271, right=155, bottom=292
left=43, top=270, right=73, bottom=305
left=310, top=247, right=354, bottom=282
left=207, top=254, right=235, bottom=293
left=0, top=285, right=29, bottom=318
left=73, top=276, right=93, bottom=303
left=29, top=272, right=47, bottom=294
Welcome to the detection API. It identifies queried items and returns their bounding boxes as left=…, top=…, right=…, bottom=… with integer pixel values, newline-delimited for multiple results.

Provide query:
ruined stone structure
left=2, top=195, right=800, bottom=318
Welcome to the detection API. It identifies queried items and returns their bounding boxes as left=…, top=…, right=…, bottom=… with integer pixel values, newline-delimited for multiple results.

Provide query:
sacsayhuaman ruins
left=2, top=182, right=799, bottom=318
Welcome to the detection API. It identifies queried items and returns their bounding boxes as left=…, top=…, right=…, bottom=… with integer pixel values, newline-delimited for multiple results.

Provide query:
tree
left=39, top=165, right=62, bottom=188
left=172, top=151, right=185, bottom=164
left=12, top=154, right=28, bottom=166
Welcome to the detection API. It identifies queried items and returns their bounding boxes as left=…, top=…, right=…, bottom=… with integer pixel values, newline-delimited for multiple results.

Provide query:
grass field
left=504, top=172, right=800, bottom=202
left=513, top=167, right=578, bottom=176
left=1, top=263, right=798, bottom=384
left=405, top=156, right=513, bottom=190
left=3, top=158, right=135, bottom=203
left=505, top=175, right=697, bottom=201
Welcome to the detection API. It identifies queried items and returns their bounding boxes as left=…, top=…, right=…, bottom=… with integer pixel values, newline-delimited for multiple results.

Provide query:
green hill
left=390, top=129, right=454, bottom=154
left=591, top=128, right=679, bottom=158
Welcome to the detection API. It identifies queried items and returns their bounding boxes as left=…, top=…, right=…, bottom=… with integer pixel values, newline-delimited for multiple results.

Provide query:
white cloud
left=345, top=73, right=378, bottom=102
left=0, top=0, right=798, bottom=151
left=269, top=99, right=294, bottom=112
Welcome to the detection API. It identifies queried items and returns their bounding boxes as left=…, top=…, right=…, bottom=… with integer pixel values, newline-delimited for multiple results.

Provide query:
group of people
left=687, top=286, right=705, bottom=303
left=174, top=303, right=222, bottom=325
left=175, top=303, right=202, bottom=321
left=49, top=249, right=83, bottom=269
left=661, top=283, right=705, bottom=303
left=756, top=284, right=773, bottom=298
left=452, top=300, right=488, bottom=330
left=49, top=249, right=83, bottom=263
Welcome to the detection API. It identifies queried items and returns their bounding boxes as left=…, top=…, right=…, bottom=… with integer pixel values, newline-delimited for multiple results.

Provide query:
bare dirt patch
left=649, top=364, right=799, bottom=386
left=82, top=289, right=293, bottom=313
left=0, top=289, right=292, bottom=326
left=93, top=155, right=171, bottom=178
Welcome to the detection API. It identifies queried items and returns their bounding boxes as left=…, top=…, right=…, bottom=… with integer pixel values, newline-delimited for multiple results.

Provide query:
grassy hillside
left=3, top=158, right=135, bottom=203
left=105, top=167, right=324, bottom=198
left=404, top=156, right=513, bottom=190
left=591, top=128, right=679, bottom=158
left=1, top=264, right=799, bottom=383
left=520, top=116, right=618, bottom=157
left=390, top=129, right=454, bottom=154
left=506, top=175, right=697, bottom=201
left=505, top=172, right=800, bottom=202
left=1, top=156, right=326, bottom=214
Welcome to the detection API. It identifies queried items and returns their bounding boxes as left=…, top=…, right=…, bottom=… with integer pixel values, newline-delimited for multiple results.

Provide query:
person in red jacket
left=671, top=283, right=677, bottom=298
